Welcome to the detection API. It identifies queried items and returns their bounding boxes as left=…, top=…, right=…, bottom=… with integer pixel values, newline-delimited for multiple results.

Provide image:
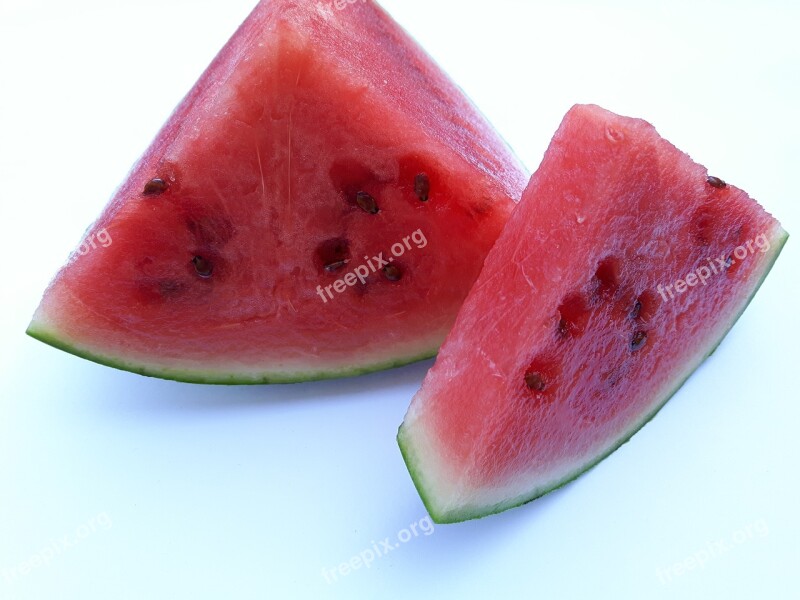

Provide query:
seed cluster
left=524, top=258, right=659, bottom=397
left=331, top=172, right=433, bottom=283
left=144, top=167, right=434, bottom=287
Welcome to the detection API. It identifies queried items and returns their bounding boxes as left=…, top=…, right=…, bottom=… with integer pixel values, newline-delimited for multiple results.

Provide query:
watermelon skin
left=27, top=0, right=527, bottom=384
left=398, top=105, right=788, bottom=523
left=25, top=326, right=434, bottom=385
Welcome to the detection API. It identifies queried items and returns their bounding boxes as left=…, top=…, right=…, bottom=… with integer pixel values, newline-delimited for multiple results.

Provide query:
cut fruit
left=27, top=0, right=527, bottom=384
left=398, top=104, right=787, bottom=523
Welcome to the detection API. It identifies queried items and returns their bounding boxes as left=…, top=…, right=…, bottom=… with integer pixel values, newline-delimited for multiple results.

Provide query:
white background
left=1, top=1, right=798, bottom=598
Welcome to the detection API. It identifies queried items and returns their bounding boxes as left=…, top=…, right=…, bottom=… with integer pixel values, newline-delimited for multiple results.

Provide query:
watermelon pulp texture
left=26, top=0, right=527, bottom=383
left=398, top=105, right=787, bottom=523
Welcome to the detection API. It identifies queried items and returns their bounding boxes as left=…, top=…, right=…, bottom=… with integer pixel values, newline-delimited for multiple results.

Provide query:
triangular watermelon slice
left=27, top=0, right=527, bottom=383
left=398, top=105, right=787, bottom=523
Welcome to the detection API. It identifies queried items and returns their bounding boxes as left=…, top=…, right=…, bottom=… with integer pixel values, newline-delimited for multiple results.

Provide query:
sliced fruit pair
left=28, top=2, right=787, bottom=523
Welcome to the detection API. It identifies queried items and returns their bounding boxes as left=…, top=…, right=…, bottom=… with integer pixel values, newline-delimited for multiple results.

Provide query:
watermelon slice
left=27, top=0, right=527, bottom=383
left=398, top=104, right=788, bottom=523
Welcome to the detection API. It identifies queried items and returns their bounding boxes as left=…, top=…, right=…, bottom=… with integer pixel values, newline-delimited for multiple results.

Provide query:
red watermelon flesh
left=398, top=104, right=788, bottom=523
left=27, top=0, right=527, bottom=383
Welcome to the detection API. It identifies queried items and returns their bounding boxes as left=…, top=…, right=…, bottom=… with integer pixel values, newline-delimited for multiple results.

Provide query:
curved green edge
left=26, top=325, right=437, bottom=385
left=398, top=230, right=789, bottom=524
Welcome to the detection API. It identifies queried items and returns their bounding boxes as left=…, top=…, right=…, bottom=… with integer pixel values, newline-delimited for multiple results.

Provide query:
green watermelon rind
left=25, top=325, right=437, bottom=385
left=398, top=229, right=788, bottom=524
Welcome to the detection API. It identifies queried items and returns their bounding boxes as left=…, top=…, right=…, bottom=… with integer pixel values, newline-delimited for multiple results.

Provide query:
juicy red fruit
left=27, top=0, right=527, bottom=383
left=398, top=105, right=787, bottom=523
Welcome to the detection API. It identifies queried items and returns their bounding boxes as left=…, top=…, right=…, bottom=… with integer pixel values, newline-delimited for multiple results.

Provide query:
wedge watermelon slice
left=27, top=0, right=527, bottom=383
left=398, top=104, right=788, bottom=523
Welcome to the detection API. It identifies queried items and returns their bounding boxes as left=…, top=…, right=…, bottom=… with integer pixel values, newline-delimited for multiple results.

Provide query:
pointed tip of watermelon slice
left=26, top=320, right=438, bottom=385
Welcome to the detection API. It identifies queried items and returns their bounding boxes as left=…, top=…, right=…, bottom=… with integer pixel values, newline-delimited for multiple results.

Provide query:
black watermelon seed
left=630, top=300, right=642, bottom=320
left=324, top=260, right=348, bottom=273
left=192, top=256, right=213, bottom=278
left=415, top=173, right=430, bottom=202
left=355, top=191, right=379, bottom=214
left=383, top=264, right=403, bottom=281
left=316, top=238, right=351, bottom=273
left=707, top=175, right=727, bottom=189
left=143, top=178, right=169, bottom=196
left=524, top=371, right=547, bottom=392
left=631, top=330, right=648, bottom=351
